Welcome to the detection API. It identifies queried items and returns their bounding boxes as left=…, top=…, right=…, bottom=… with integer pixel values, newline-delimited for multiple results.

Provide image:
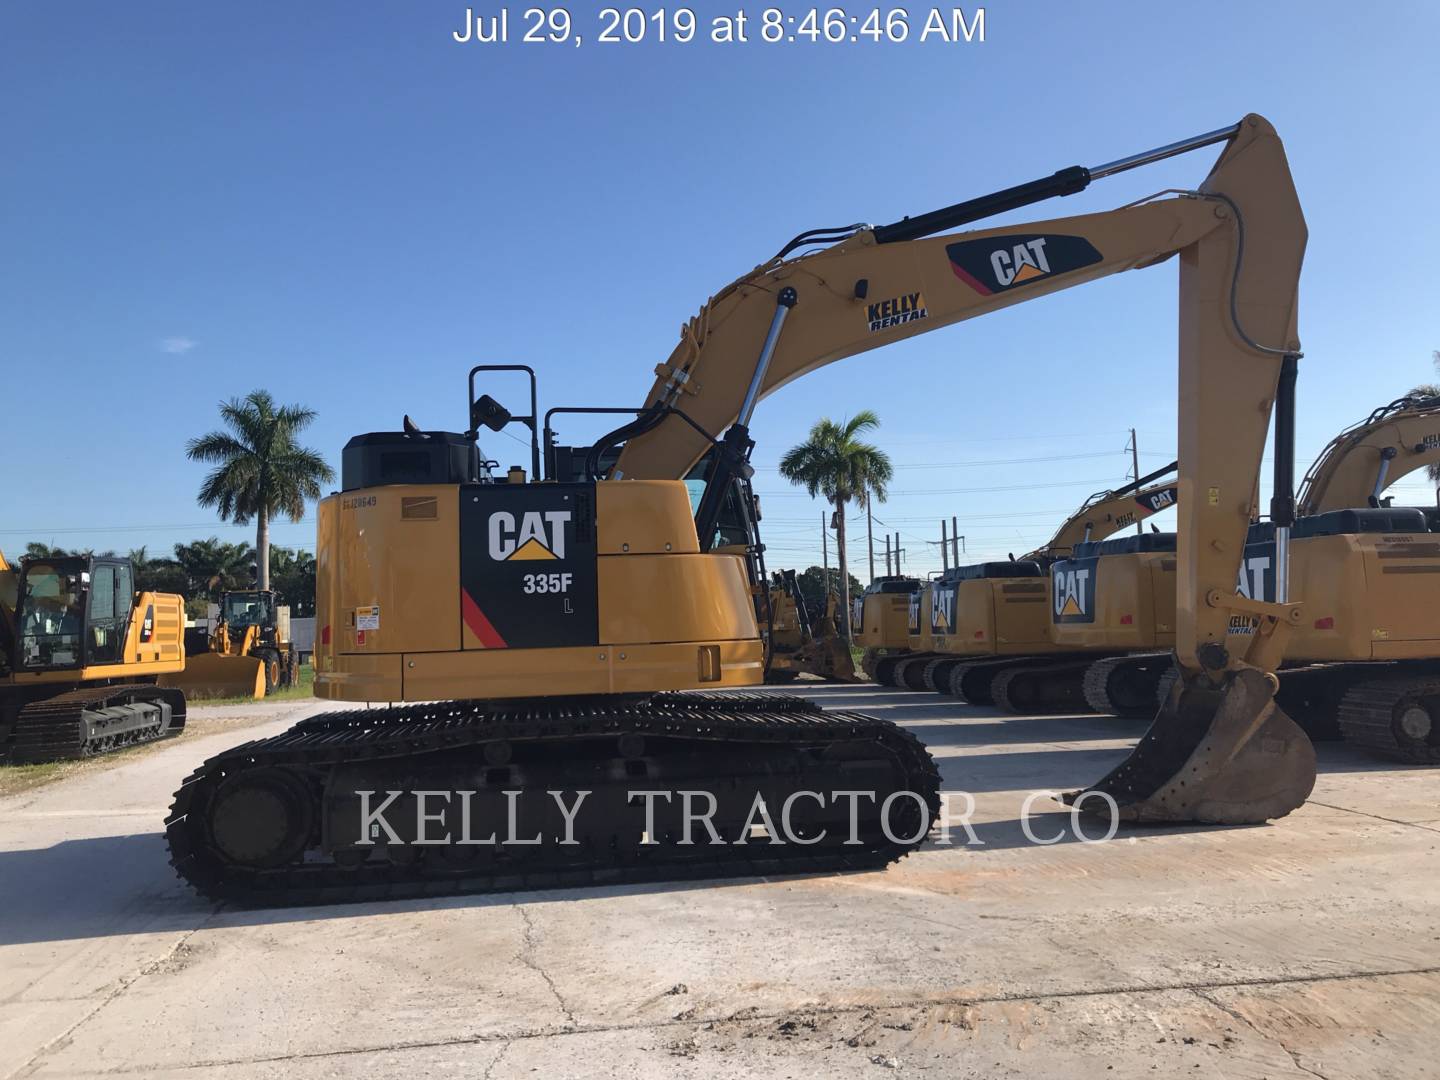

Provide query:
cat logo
left=488, top=510, right=571, bottom=561
left=1051, top=558, right=1097, bottom=624
left=990, top=238, right=1052, bottom=286
left=1140, top=485, right=1178, bottom=513
left=866, top=291, right=930, bottom=333
left=931, top=583, right=956, bottom=635
left=907, top=592, right=921, bottom=636
left=946, top=233, right=1104, bottom=296
left=1228, top=550, right=1274, bottom=635
left=1235, top=553, right=1272, bottom=600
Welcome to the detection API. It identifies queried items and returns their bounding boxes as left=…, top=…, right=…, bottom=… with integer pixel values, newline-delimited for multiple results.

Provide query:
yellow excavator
left=2, top=548, right=187, bottom=763
left=1030, top=392, right=1440, bottom=737
left=764, top=570, right=860, bottom=683
left=877, top=467, right=1179, bottom=693
left=162, top=589, right=296, bottom=699
left=855, top=573, right=921, bottom=680
left=1236, top=392, right=1440, bottom=761
left=167, top=114, right=1316, bottom=905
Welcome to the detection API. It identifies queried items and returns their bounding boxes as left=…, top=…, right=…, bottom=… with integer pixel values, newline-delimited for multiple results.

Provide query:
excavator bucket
left=767, top=637, right=861, bottom=683
left=816, top=635, right=861, bottom=682
left=160, top=652, right=267, bottom=701
left=1067, top=667, right=1316, bottom=824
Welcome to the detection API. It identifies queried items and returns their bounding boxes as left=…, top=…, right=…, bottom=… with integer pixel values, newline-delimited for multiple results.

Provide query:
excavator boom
left=1298, top=393, right=1440, bottom=514
left=1024, top=464, right=1179, bottom=561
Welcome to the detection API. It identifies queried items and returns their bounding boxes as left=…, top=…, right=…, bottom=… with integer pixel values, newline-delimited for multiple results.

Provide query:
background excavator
left=1, top=547, right=187, bottom=764
left=876, top=467, right=1179, bottom=694
left=1032, top=391, right=1440, bottom=724
left=1233, top=392, right=1440, bottom=761
left=166, top=114, right=1315, bottom=906
left=162, top=588, right=296, bottom=699
left=854, top=573, right=920, bottom=678
left=763, top=570, right=859, bottom=683
left=1009, top=391, right=1440, bottom=759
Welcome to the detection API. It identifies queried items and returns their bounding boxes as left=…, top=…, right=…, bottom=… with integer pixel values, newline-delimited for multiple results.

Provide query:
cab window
left=18, top=564, right=84, bottom=668
left=87, top=562, right=132, bottom=664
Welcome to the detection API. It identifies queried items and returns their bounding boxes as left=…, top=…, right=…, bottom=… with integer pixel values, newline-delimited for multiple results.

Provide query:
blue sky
left=3, top=1, right=1437, bottom=578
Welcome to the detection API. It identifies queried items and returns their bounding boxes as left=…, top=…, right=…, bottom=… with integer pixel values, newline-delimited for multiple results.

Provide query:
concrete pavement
left=1, top=685, right=1436, bottom=1078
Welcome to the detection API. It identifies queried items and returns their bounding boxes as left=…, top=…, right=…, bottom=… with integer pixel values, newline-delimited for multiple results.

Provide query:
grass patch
left=0, top=761, right=69, bottom=797
left=0, top=737, right=172, bottom=798
left=1, top=677, right=317, bottom=797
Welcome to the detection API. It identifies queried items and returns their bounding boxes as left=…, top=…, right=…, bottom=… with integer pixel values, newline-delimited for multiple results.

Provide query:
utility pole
left=866, top=495, right=875, bottom=583
left=952, top=515, right=960, bottom=565
left=1128, top=428, right=1142, bottom=534
left=940, top=519, right=949, bottom=571
left=885, top=534, right=892, bottom=576
left=821, top=512, right=828, bottom=577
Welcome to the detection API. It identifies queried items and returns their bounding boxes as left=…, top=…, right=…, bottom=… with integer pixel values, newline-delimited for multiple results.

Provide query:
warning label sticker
left=356, top=606, right=380, bottom=631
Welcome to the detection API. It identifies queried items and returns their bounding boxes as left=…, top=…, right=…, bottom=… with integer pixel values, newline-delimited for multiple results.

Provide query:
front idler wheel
left=207, top=767, right=315, bottom=869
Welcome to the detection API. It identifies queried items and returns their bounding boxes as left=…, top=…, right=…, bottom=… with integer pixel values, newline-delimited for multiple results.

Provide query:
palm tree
left=778, top=411, right=893, bottom=639
left=172, top=538, right=254, bottom=597
left=186, top=391, right=335, bottom=592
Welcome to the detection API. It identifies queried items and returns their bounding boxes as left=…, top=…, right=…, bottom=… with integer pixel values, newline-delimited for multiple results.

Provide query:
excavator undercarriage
left=167, top=691, right=939, bottom=904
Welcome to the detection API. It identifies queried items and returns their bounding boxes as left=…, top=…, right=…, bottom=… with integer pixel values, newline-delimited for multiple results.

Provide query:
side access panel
left=459, top=483, right=599, bottom=650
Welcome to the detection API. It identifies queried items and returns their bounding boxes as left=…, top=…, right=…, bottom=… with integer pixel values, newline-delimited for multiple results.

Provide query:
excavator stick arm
left=1025, top=468, right=1181, bottom=561
left=615, top=115, right=1313, bottom=825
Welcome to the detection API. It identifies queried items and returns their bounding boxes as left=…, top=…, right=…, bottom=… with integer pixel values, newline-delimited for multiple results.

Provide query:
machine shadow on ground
left=0, top=687, right=1415, bottom=948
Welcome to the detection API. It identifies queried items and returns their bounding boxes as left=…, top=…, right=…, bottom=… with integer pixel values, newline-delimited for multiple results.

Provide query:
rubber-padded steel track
left=167, top=691, right=941, bottom=907
left=919, top=658, right=949, bottom=692
left=1082, top=654, right=1174, bottom=718
left=943, top=657, right=1044, bottom=704
left=1337, top=677, right=1440, bottom=764
left=872, top=656, right=905, bottom=686
left=6, top=684, right=186, bottom=764
left=991, top=660, right=1094, bottom=715
left=896, top=656, right=936, bottom=691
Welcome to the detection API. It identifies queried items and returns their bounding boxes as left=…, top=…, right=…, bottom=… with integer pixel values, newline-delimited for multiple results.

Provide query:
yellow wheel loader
left=162, top=589, right=296, bottom=699
left=763, top=570, right=860, bottom=683
left=855, top=574, right=920, bottom=684
left=891, top=466, right=1178, bottom=699
left=167, top=114, right=1317, bottom=906
left=1, top=548, right=187, bottom=764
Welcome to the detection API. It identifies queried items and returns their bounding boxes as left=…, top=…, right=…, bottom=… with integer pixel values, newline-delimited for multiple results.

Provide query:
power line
left=755, top=476, right=1129, bottom=498
left=753, top=449, right=1171, bottom=472
left=0, top=520, right=316, bottom=536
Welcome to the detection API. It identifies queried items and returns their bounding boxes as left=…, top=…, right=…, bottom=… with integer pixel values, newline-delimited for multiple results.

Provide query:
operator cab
left=12, top=556, right=136, bottom=672
left=220, top=590, right=277, bottom=632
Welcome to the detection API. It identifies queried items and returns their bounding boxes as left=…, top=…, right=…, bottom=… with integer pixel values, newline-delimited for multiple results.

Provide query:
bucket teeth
left=1066, top=667, right=1316, bottom=825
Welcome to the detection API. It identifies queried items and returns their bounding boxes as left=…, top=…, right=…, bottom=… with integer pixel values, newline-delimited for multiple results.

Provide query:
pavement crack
left=1192, top=987, right=1335, bottom=1080
left=7, top=914, right=218, bottom=1080
left=1307, top=800, right=1440, bottom=835
left=516, top=905, right=577, bottom=1028
left=480, top=1040, right=511, bottom=1079
left=76, top=962, right=1440, bottom=1076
